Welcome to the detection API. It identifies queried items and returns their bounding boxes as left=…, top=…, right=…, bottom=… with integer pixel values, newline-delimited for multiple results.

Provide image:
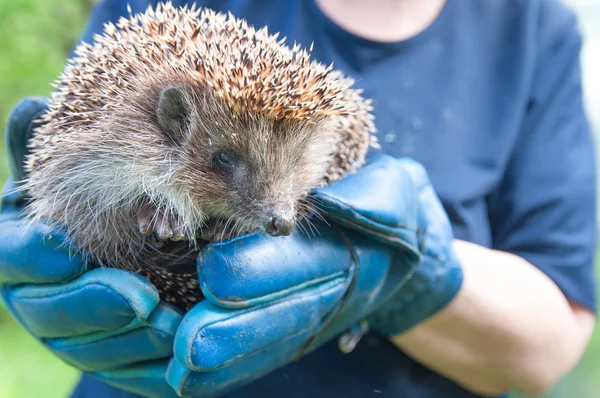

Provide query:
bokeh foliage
left=0, top=1, right=91, bottom=397
left=0, top=1, right=598, bottom=397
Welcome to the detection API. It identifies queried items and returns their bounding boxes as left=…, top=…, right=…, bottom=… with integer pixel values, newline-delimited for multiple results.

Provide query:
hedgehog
left=20, top=2, right=378, bottom=311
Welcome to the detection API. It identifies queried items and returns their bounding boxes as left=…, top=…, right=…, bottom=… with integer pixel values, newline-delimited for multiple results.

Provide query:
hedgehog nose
left=264, top=215, right=295, bottom=237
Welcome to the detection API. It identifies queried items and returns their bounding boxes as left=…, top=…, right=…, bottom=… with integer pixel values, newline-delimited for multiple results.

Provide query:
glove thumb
left=4, top=96, right=50, bottom=182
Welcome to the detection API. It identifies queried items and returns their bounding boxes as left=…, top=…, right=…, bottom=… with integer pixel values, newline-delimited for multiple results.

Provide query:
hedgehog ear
left=157, top=86, right=192, bottom=141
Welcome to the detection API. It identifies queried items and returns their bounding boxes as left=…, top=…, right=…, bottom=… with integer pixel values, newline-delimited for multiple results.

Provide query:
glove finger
left=3, top=268, right=160, bottom=338
left=310, top=155, right=420, bottom=261
left=0, top=218, right=87, bottom=285
left=167, top=333, right=307, bottom=398
left=174, top=276, right=348, bottom=372
left=93, top=360, right=180, bottom=398
left=364, top=157, right=463, bottom=336
left=170, top=230, right=420, bottom=397
left=4, top=96, right=49, bottom=182
left=199, top=224, right=354, bottom=309
left=46, top=302, right=181, bottom=372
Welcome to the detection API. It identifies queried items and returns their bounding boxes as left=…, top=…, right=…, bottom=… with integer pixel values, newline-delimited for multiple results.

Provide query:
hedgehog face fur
left=21, top=2, right=377, bottom=309
left=158, top=84, right=340, bottom=238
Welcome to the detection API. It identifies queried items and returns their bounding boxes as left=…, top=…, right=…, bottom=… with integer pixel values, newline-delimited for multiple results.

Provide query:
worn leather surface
left=0, top=97, right=463, bottom=397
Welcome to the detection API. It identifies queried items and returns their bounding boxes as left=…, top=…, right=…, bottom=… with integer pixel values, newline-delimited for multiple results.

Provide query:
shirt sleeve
left=487, top=1, right=597, bottom=312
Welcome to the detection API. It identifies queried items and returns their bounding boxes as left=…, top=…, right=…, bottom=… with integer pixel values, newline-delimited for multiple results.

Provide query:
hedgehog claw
left=137, top=203, right=185, bottom=241
left=171, top=224, right=186, bottom=241
left=137, top=204, right=155, bottom=236
left=139, top=223, right=151, bottom=235
left=156, top=217, right=173, bottom=240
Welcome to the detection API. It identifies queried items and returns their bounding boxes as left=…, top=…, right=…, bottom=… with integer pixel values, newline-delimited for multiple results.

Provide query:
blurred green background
left=0, top=1, right=599, bottom=397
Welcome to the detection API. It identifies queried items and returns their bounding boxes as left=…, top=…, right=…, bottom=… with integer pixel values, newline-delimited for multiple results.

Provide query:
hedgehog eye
left=214, top=150, right=235, bottom=169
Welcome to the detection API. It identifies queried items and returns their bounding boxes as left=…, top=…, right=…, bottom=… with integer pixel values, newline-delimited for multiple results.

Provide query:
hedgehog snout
left=263, top=212, right=295, bottom=237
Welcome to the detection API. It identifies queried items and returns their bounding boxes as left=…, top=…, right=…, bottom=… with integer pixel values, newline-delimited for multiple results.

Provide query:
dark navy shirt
left=70, top=0, right=598, bottom=397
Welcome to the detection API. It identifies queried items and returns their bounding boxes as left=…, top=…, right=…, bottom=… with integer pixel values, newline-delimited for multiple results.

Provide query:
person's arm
left=391, top=240, right=595, bottom=396
left=392, top=3, right=597, bottom=395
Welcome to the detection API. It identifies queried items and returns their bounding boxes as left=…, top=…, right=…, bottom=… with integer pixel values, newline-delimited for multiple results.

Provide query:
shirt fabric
left=69, top=0, right=598, bottom=397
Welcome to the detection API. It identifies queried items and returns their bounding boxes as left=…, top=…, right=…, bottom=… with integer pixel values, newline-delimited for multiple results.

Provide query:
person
left=0, top=0, right=597, bottom=397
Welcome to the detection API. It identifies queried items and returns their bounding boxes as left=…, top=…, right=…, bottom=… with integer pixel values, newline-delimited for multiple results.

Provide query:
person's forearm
left=389, top=239, right=596, bottom=396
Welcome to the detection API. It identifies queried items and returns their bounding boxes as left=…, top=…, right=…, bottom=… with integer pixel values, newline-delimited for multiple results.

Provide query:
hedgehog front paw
left=137, top=203, right=186, bottom=241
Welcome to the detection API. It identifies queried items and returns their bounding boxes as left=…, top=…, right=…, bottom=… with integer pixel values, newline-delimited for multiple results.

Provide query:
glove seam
left=46, top=325, right=173, bottom=350
left=200, top=271, right=347, bottom=309
left=312, top=193, right=412, bottom=231
left=297, top=225, right=361, bottom=356
left=181, top=278, right=347, bottom=370
left=316, top=213, right=421, bottom=262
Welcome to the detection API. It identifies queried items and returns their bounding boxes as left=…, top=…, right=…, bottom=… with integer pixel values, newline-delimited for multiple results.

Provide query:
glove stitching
left=316, top=214, right=421, bottom=262
left=47, top=325, right=173, bottom=350
left=312, top=193, right=412, bottom=230
left=295, top=225, right=362, bottom=357
left=200, top=271, right=347, bottom=309
left=182, top=278, right=346, bottom=370
left=46, top=328, right=174, bottom=373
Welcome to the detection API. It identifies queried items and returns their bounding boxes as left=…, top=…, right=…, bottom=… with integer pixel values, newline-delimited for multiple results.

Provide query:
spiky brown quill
left=21, top=2, right=377, bottom=310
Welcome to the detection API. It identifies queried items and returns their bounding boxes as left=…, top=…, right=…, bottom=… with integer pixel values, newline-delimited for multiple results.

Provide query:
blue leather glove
left=160, top=153, right=464, bottom=397
left=1, top=97, right=463, bottom=398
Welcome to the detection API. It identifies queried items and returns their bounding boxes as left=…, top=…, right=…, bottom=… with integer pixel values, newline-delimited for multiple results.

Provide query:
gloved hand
left=0, top=97, right=183, bottom=398
left=161, top=153, right=464, bottom=397
left=0, top=97, right=463, bottom=398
